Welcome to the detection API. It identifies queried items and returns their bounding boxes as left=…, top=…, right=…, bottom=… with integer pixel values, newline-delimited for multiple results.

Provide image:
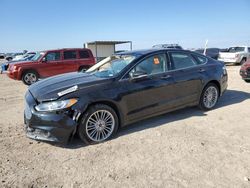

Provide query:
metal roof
left=86, top=41, right=132, bottom=45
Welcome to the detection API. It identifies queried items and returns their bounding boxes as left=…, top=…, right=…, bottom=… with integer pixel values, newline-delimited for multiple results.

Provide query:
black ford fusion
left=24, top=49, right=228, bottom=144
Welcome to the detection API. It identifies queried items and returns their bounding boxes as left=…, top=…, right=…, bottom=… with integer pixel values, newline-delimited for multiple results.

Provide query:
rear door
left=119, top=53, right=176, bottom=122
left=168, top=51, right=206, bottom=106
left=62, top=50, right=78, bottom=73
left=77, top=49, right=94, bottom=70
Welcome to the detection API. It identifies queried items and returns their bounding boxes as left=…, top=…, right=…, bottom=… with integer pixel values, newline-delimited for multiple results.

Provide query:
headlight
left=35, top=98, right=78, bottom=112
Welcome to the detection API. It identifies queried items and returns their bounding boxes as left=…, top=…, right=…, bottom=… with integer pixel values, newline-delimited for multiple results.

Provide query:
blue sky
left=0, top=0, right=250, bottom=52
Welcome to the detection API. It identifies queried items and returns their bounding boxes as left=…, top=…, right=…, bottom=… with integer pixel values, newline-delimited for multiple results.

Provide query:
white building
left=84, top=41, right=132, bottom=62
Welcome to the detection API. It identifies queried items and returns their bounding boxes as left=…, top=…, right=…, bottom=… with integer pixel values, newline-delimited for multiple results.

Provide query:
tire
left=78, top=66, right=88, bottom=72
left=78, top=104, right=119, bottom=144
left=199, top=83, right=219, bottom=111
left=245, top=80, right=250, bottom=83
left=6, top=57, right=12, bottom=61
left=240, top=58, right=246, bottom=65
left=22, top=71, right=38, bottom=85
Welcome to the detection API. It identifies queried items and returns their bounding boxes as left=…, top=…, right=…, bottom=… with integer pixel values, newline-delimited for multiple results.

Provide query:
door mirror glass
left=130, top=70, right=147, bottom=78
left=129, top=70, right=148, bottom=81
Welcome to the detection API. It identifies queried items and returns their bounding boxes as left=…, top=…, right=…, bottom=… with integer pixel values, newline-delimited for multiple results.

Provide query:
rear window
left=228, top=47, right=245, bottom=53
left=64, top=51, right=77, bottom=60
left=79, top=50, right=90, bottom=59
left=169, top=52, right=197, bottom=70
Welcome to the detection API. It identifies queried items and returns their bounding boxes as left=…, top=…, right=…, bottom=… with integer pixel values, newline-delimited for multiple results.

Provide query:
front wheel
left=199, top=83, right=219, bottom=111
left=78, top=104, right=119, bottom=144
left=22, top=71, right=38, bottom=85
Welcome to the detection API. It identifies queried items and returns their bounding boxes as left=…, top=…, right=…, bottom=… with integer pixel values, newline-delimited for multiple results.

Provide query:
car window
left=131, top=54, right=167, bottom=75
left=248, top=48, right=250, bottom=53
left=45, top=52, right=60, bottom=61
left=228, top=47, right=245, bottom=52
left=169, top=52, right=197, bottom=70
left=192, top=54, right=207, bottom=64
left=79, top=50, right=90, bottom=59
left=64, top=51, right=77, bottom=60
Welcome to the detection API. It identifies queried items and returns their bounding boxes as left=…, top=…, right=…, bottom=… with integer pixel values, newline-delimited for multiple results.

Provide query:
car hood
left=9, top=60, right=34, bottom=66
left=28, top=72, right=111, bottom=102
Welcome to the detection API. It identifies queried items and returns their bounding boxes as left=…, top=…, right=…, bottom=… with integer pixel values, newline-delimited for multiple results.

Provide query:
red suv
left=7, top=48, right=95, bottom=85
left=240, top=60, right=250, bottom=83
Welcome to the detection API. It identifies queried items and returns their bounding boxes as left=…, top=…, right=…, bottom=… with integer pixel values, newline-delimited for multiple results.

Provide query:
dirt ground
left=0, top=63, right=250, bottom=188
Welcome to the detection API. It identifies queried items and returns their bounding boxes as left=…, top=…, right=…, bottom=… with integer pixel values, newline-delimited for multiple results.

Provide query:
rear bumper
left=220, top=74, right=228, bottom=96
left=24, top=91, right=78, bottom=143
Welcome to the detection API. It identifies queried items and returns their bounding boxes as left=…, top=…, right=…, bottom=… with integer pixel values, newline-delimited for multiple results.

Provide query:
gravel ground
left=0, top=65, right=250, bottom=188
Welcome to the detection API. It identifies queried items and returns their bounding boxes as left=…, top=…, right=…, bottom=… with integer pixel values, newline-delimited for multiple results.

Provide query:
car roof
left=116, top=48, right=190, bottom=56
left=42, top=48, right=90, bottom=52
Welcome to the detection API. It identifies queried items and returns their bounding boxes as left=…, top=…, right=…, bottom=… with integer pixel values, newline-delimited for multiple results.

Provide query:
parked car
left=152, top=44, right=183, bottom=49
left=1, top=52, right=36, bottom=73
left=0, top=53, right=5, bottom=59
left=218, top=46, right=250, bottom=64
left=24, top=48, right=228, bottom=144
left=195, top=48, right=221, bottom=60
left=5, top=53, right=23, bottom=61
left=7, top=48, right=95, bottom=85
left=240, top=60, right=250, bottom=82
left=12, top=52, right=36, bottom=61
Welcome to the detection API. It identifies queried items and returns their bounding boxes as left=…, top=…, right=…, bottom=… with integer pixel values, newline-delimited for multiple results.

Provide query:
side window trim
left=168, top=51, right=200, bottom=71
left=121, top=52, right=169, bottom=80
left=45, top=51, right=61, bottom=61
left=191, top=53, right=208, bottom=65
left=63, top=50, right=77, bottom=60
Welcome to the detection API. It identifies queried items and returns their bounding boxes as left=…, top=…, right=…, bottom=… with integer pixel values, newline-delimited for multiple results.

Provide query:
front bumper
left=7, top=70, right=18, bottom=80
left=24, top=91, right=78, bottom=143
left=218, top=57, right=240, bottom=63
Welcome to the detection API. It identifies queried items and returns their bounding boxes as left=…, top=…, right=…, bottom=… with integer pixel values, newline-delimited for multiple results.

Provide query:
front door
left=119, top=53, right=176, bottom=122
left=39, top=51, right=62, bottom=77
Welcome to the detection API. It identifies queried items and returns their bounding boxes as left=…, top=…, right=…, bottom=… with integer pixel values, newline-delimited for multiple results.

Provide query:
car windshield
left=228, top=47, right=245, bottom=52
left=86, top=55, right=136, bottom=78
left=31, top=52, right=45, bottom=61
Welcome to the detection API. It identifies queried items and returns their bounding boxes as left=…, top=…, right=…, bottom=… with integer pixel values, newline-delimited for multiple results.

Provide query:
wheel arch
left=77, top=100, right=123, bottom=128
left=21, top=68, right=40, bottom=79
left=203, top=80, right=221, bottom=96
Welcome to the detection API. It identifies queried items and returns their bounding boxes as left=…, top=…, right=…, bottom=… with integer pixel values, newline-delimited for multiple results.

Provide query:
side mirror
left=129, top=70, right=148, bottom=81
left=42, top=57, right=47, bottom=62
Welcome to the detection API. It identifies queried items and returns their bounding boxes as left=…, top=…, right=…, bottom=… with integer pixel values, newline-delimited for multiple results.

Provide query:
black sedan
left=24, top=49, right=228, bottom=144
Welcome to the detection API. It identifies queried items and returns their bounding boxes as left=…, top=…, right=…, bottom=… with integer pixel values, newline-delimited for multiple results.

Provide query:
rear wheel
left=78, top=66, right=88, bottom=72
left=199, top=83, right=219, bottom=110
left=22, top=71, right=38, bottom=85
left=78, top=104, right=119, bottom=144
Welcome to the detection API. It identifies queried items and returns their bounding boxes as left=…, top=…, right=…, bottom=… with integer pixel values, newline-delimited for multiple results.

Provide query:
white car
left=218, top=46, right=250, bottom=64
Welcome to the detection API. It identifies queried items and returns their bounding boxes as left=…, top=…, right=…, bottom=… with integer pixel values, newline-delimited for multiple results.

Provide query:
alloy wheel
left=203, top=86, right=218, bottom=109
left=85, top=110, right=115, bottom=142
left=24, top=73, right=37, bottom=85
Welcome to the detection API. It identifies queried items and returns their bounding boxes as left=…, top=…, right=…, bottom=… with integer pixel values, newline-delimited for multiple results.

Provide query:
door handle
left=161, top=75, right=172, bottom=80
left=198, top=68, right=205, bottom=73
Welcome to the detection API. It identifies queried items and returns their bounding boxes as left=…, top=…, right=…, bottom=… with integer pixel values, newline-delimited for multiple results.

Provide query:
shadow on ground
left=59, top=89, right=250, bottom=149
